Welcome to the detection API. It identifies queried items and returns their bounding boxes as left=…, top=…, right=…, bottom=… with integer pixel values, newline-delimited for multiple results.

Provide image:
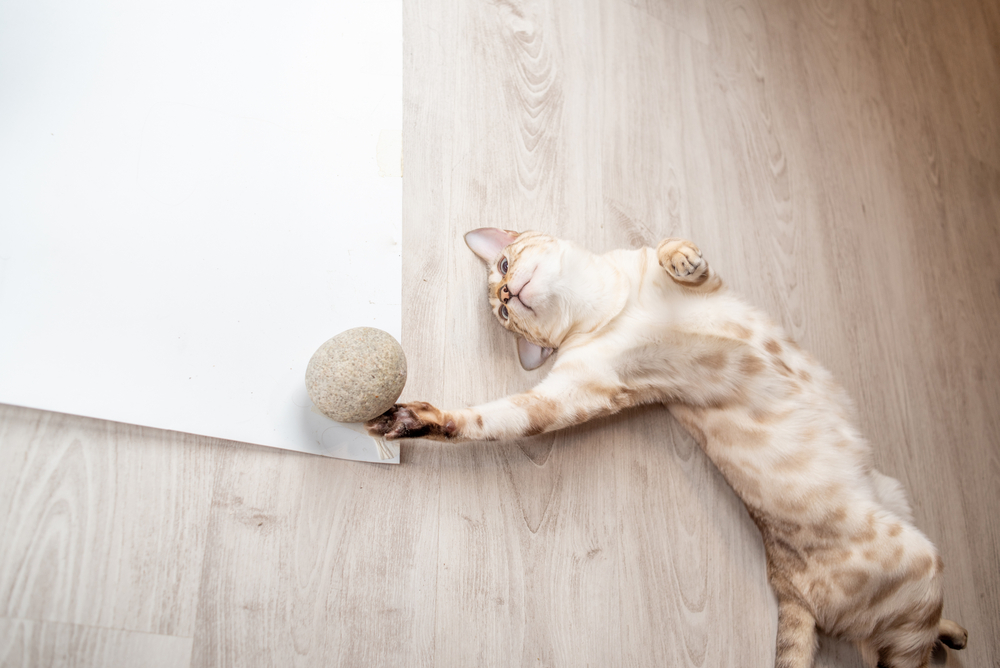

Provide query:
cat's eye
left=498, top=257, right=508, bottom=275
left=500, top=304, right=509, bottom=320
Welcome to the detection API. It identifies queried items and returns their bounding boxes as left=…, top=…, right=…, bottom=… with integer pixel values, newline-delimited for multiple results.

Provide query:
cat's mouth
left=506, top=267, right=538, bottom=310
left=515, top=280, right=534, bottom=309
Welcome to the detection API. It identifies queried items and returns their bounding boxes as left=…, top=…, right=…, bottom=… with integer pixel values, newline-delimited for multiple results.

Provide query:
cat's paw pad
left=657, top=238, right=708, bottom=284
left=365, top=402, right=456, bottom=440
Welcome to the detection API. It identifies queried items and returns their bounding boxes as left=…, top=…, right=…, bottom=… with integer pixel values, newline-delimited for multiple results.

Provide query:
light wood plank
left=424, top=2, right=623, bottom=664
left=0, top=406, right=215, bottom=637
left=599, top=5, right=775, bottom=666
left=0, top=617, right=192, bottom=668
left=623, top=0, right=709, bottom=44
left=188, top=441, right=440, bottom=667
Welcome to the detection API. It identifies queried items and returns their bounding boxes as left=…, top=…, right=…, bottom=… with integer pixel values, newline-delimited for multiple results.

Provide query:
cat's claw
left=658, top=238, right=708, bottom=285
left=365, top=402, right=456, bottom=441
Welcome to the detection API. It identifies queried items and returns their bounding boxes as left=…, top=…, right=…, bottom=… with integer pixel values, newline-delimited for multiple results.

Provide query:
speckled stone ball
left=305, top=327, right=407, bottom=423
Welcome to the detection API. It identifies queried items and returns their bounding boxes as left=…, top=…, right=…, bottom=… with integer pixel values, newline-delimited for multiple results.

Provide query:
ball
left=305, top=327, right=407, bottom=423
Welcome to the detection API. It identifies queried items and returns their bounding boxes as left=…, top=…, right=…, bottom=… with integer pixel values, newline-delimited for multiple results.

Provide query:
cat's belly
left=669, top=401, right=942, bottom=636
left=668, top=401, right=877, bottom=528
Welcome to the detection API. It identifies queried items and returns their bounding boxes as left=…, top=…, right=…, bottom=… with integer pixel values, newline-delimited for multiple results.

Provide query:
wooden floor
left=3, top=0, right=999, bottom=666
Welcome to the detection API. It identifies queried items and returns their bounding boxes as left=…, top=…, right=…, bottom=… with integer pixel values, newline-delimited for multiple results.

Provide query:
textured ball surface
left=305, top=327, right=407, bottom=423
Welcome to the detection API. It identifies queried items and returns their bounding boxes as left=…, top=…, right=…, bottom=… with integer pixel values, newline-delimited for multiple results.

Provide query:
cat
left=366, top=228, right=968, bottom=668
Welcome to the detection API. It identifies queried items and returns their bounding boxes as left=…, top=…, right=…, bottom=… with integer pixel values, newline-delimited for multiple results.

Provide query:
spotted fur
left=368, top=229, right=967, bottom=667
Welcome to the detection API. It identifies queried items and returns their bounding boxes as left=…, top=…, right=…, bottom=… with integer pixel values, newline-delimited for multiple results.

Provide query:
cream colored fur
left=367, top=230, right=966, bottom=668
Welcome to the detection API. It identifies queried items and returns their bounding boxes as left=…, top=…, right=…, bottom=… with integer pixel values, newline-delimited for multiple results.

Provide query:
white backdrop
left=0, top=0, right=402, bottom=462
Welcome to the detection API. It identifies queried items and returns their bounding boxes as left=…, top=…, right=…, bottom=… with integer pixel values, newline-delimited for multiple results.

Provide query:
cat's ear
left=464, top=228, right=520, bottom=263
left=518, top=337, right=554, bottom=371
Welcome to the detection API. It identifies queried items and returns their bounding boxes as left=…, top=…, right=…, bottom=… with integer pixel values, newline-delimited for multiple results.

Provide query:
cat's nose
left=499, top=285, right=511, bottom=304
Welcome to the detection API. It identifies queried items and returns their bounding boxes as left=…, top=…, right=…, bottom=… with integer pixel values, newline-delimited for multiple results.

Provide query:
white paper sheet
left=0, top=0, right=402, bottom=462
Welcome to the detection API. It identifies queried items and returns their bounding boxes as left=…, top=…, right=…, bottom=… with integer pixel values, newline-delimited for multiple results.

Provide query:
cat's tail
left=870, top=470, right=914, bottom=523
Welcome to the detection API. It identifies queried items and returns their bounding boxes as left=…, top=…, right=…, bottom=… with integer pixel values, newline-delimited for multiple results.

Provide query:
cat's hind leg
left=874, top=643, right=934, bottom=668
left=871, top=608, right=953, bottom=668
left=656, top=238, right=722, bottom=292
left=937, top=618, right=967, bottom=649
left=774, top=596, right=818, bottom=668
left=870, top=615, right=966, bottom=668
left=870, top=470, right=914, bottom=523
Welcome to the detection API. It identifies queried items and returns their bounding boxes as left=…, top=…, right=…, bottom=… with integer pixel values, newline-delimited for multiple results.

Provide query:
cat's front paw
left=365, top=402, right=458, bottom=441
left=658, top=238, right=708, bottom=285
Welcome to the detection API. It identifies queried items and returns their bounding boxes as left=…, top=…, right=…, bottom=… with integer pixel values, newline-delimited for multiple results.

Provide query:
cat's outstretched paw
left=365, top=402, right=458, bottom=441
left=658, top=238, right=708, bottom=285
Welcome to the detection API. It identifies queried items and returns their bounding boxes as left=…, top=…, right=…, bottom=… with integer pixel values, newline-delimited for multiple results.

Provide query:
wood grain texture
left=1, top=0, right=999, bottom=666
left=188, top=441, right=439, bottom=667
left=0, top=618, right=191, bottom=668
left=0, top=406, right=215, bottom=638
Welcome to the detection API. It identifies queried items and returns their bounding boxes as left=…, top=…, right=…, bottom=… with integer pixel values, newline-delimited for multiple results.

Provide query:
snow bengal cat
left=366, top=228, right=967, bottom=668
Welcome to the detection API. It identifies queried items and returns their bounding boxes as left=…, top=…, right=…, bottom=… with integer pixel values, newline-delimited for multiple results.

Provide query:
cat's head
left=464, top=228, right=626, bottom=370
